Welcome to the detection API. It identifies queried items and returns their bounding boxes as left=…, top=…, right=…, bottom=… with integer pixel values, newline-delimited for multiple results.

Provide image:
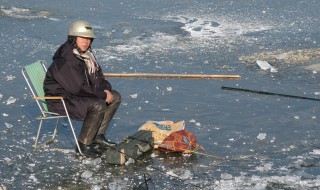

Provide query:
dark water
left=1, top=0, right=320, bottom=189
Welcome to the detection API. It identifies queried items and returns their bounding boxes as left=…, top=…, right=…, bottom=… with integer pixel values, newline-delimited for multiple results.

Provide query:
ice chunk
left=3, top=157, right=13, bottom=166
left=166, top=87, right=173, bottom=91
left=310, top=149, right=320, bottom=155
left=81, top=170, right=93, bottom=179
left=254, top=182, right=267, bottom=189
left=274, top=53, right=288, bottom=60
left=5, top=75, right=16, bottom=81
left=220, top=173, right=233, bottom=180
left=257, top=133, right=266, bottom=140
left=91, top=185, right=101, bottom=190
left=48, top=17, right=60, bottom=21
left=6, top=96, right=16, bottom=105
left=125, top=158, right=135, bottom=165
left=130, top=93, right=138, bottom=99
left=181, top=170, right=192, bottom=179
left=256, top=60, right=278, bottom=73
left=29, top=174, right=38, bottom=182
left=166, top=171, right=179, bottom=177
left=91, top=158, right=102, bottom=166
left=256, top=60, right=271, bottom=70
left=0, top=94, right=3, bottom=100
left=5, top=122, right=13, bottom=129
left=150, top=153, right=157, bottom=157
left=256, top=163, right=273, bottom=171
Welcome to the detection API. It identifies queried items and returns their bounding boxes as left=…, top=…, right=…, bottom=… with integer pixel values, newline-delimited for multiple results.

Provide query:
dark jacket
left=44, top=41, right=112, bottom=119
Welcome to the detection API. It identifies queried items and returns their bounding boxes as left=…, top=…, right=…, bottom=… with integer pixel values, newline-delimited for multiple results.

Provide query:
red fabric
left=158, top=130, right=204, bottom=153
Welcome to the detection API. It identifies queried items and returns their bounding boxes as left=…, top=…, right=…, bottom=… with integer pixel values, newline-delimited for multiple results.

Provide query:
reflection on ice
left=0, top=6, right=50, bottom=19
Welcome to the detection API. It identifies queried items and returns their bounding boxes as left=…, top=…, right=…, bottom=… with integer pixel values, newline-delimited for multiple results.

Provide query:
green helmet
left=68, top=20, right=95, bottom=38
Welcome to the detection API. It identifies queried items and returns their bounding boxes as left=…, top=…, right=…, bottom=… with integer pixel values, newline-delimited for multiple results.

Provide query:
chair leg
left=34, top=120, right=44, bottom=149
left=46, top=118, right=60, bottom=144
left=67, top=117, right=83, bottom=155
left=34, top=119, right=60, bottom=149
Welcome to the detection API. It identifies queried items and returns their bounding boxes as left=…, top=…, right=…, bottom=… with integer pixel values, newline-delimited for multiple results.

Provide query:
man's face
left=76, top=36, right=92, bottom=52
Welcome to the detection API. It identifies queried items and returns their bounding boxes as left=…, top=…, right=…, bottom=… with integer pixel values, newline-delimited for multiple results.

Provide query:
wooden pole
left=103, top=73, right=241, bottom=79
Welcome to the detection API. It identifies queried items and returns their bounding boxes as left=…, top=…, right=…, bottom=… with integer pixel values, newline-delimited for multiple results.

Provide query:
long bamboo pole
left=104, top=73, right=241, bottom=79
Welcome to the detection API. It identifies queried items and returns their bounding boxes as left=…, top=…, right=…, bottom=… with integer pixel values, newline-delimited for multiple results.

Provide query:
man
left=44, top=20, right=121, bottom=157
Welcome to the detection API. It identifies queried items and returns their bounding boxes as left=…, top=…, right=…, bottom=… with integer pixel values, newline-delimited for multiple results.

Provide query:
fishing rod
left=221, top=86, right=320, bottom=101
left=158, top=145, right=225, bottom=159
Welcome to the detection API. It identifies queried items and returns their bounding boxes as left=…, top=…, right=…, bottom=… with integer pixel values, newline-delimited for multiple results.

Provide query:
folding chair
left=22, top=60, right=83, bottom=155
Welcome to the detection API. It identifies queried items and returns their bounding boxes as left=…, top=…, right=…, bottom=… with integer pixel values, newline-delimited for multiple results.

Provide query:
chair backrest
left=22, top=60, right=48, bottom=112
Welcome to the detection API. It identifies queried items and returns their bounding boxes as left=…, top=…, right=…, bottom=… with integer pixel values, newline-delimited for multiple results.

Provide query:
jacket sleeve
left=97, top=67, right=112, bottom=91
left=50, top=58, right=107, bottom=99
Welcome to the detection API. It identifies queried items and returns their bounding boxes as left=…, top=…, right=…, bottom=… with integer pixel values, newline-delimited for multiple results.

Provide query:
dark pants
left=78, top=90, right=121, bottom=145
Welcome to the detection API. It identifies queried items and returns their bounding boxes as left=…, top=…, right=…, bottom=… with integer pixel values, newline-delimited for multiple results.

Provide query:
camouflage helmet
left=68, top=20, right=95, bottom=38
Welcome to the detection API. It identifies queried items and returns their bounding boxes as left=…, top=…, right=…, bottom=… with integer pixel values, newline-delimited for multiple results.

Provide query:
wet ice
left=2, top=0, right=320, bottom=189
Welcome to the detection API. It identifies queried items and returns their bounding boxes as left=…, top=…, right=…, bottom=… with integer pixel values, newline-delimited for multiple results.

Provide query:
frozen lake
left=1, top=0, right=320, bottom=189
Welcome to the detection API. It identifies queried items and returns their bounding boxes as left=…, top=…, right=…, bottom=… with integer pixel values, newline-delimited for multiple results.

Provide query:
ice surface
left=2, top=1, right=320, bottom=189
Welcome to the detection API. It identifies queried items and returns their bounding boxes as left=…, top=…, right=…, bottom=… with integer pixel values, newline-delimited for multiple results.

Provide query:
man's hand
left=104, top=90, right=113, bottom=104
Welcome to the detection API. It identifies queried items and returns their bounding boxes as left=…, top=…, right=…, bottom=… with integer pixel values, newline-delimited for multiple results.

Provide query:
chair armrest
left=33, top=96, right=64, bottom=100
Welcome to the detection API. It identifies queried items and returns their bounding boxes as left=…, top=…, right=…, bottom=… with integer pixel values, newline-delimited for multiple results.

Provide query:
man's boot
left=76, top=141, right=101, bottom=157
left=93, top=134, right=117, bottom=147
